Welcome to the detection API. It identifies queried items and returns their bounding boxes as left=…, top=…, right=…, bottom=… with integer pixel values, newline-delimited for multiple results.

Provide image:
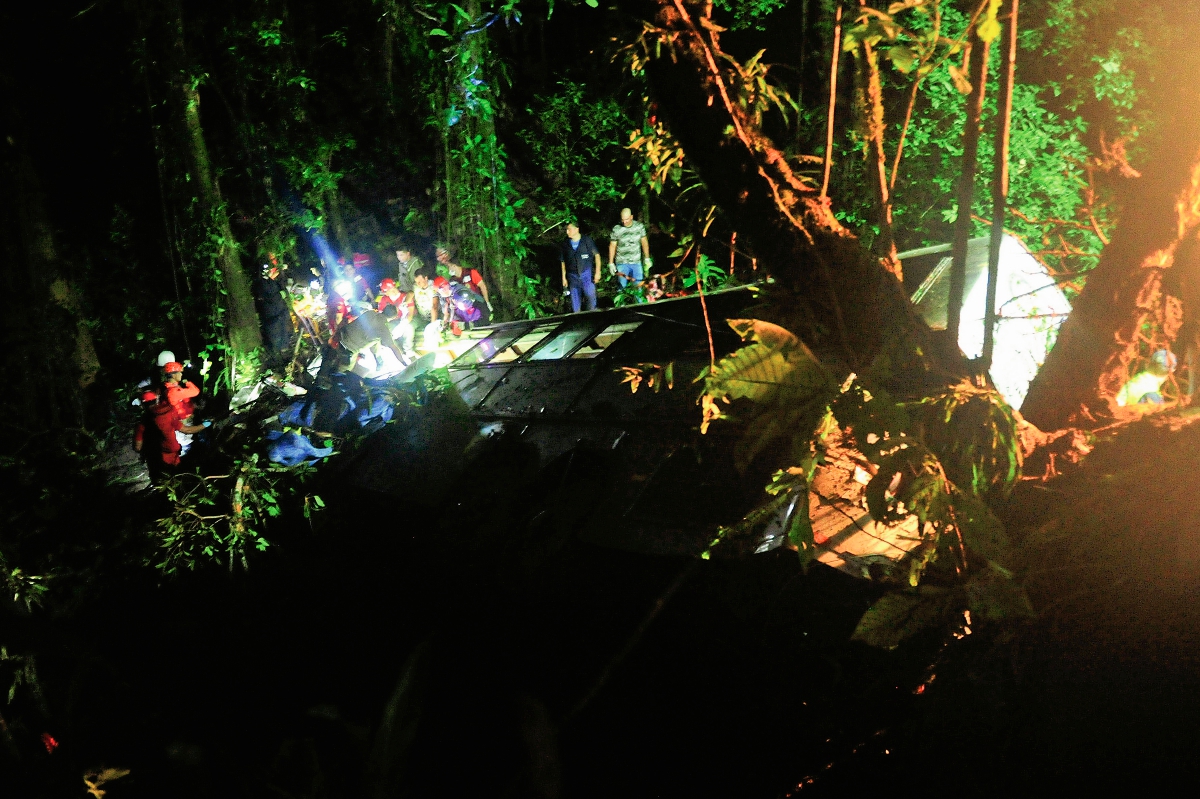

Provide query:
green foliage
left=712, top=0, right=788, bottom=31
left=719, top=48, right=800, bottom=127
left=149, top=455, right=321, bottom=574
left=851, top=586, right=958, bottom=649
left=0, top=429, right=115, bottom=621
left=612, top=284, right=647, bottom=307
left=842, top=0, right=956, bottom=82
left=830, top=2, right=1107, bottom=276
left=699, top=319, right=836, bottom=467
left=617, top=362, right=675, bottom=394
left=282, top=135, right=357, bottom=233
left=699, top=318, right=1031, bottom=647
left=0, top=557, right=51, bottom=613
left=518, top=81, right=630, bottom=232
left=516, top=273, right=556, bottom=319
left=1033, top=0, right=1158, bottom=142
left=0, top=647, right=42, bottom=708
left=419, top=0, right=535, bottom=314
left=904, top=380, right=1022, bottom=500
left=628, top=121, right=689, bottom=196
left=680, top=253, right=729, bottom=292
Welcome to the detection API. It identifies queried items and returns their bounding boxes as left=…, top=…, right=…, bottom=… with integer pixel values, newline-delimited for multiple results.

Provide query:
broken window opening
left=452, top=327, right=531, bottom=367
left=570, top=322, right=644, bottom=359
left=528, top=325, right=599, bottom=361
left=487, top=324, right=562, bottom=363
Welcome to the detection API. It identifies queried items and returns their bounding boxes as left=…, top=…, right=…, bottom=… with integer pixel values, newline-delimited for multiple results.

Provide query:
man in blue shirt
left=560, top=221, right=602, bottom=312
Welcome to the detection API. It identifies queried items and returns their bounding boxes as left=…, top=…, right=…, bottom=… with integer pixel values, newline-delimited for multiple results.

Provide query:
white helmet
left=156, top=350, right=176, bottom=367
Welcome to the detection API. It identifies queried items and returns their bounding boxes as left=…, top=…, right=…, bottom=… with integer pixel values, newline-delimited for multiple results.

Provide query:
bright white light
left=955, top=236, right=1072, bottom=409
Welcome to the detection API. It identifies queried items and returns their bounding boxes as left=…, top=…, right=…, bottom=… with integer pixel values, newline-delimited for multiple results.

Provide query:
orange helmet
left=162, top=361, right=184, bottom=374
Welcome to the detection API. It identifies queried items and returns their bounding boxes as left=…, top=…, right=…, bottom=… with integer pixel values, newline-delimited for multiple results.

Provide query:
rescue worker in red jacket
left=162, top=362, right=199, bottom=423
left=377, top=277, right=415, bottom=320
left=133, top=389, right=208, bottom=477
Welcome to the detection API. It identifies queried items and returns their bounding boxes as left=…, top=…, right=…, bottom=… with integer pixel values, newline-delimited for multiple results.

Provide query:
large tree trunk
left=437, top=0, right=524, bottom=319
left=1020, top=49, right=1200, bottom=430
left=643, top=0, right=951, bottom=377
left=167, top=0, right=263, bottom=373
left=0, top=101, right=98, bottom=430
left=946, top=36, right=990, bottom=346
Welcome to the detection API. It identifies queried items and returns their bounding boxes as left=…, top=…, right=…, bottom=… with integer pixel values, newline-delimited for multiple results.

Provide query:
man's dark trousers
left=568, top=271, right=597, bottom=313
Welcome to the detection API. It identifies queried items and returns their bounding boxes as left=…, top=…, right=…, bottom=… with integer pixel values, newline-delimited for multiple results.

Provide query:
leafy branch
left=150, top=455, right=321, bottom=574
left=698, top=318, right=1032, bottom=647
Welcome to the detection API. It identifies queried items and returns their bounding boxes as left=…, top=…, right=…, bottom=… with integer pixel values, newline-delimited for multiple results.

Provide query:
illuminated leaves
left=695, top=313, right=1031, bottom=647
left=628, top=122, right=688, bottom=195
left=252, top=19, right=283, bottom=47
left=851, top=586, right=957, bottom=649
left=520, top=80, right=631, bottom=226
left=905, top=380, right=1022, bottom=500
left=964, top=567, right=1035, bottom=622
left=703, top=319, right=831, bottom=406
left=1, top=646, right=41, bottom=706
left=680, top=253, right=727, bottom=291
left=718, top=48, right=800, bottom=126
left=150, top=454, right=318, bottom=574
left=617, top=362, right=674, bottom=395
left=700, top=319, right=836, bottom=471
left=887, top=45, right=918, bottom=74
left=84, top=768, right=131, bottom=799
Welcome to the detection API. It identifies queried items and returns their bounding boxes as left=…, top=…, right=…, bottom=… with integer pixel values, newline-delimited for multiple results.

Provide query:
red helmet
left=141, top=390, right=159, bottom=402
left=380, top=277, right=397, bottom=291
left=352, top=253, right=370, bottom=268
left=433, top=276, right=451, bottom=294
left=162, top=361, right=184, bottom=374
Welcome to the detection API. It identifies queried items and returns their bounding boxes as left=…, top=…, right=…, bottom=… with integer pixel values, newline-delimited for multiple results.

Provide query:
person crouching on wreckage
left=411, top=269, right=439, bottom=348
left=436, top=244, right=492, bottom=316
left=377, top=277, right=417, bottom=361
left=333, top=304, right=411, bottom=376
left=432, top=275, right=488, bottom=338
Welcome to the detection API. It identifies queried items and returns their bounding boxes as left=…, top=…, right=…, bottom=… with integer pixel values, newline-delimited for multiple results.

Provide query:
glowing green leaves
left=703, top=319, right=831, bottom=406
left=700, top=319, right=836, bottom=470
left=851, top=587, right=957, bottom=649
left=886, top=45, right=918, bottom=74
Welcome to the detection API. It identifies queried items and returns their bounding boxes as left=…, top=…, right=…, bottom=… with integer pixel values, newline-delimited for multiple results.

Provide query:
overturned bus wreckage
left=342, top=287, right=928, bottom=581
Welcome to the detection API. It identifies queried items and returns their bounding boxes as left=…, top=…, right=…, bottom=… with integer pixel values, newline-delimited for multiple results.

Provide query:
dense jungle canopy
left=6, top=0, right=1200, bottom=795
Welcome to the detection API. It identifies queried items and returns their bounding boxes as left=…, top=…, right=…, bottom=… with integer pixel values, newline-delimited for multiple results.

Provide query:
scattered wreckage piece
left=751, top=437, right=926, bottom=579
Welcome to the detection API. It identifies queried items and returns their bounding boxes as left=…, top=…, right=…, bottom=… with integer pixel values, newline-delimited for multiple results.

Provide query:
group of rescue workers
left=323, top=243, right=494, bottom=372
left=133, top=353, right=211, bottom=477
left=133, top=207, right=659, bottom=476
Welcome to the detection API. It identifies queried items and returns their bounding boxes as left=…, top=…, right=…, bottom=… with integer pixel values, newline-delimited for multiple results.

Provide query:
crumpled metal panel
left=477, top=361, right=599, bottom=417
left=449, top=366, right=511, bottom=410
